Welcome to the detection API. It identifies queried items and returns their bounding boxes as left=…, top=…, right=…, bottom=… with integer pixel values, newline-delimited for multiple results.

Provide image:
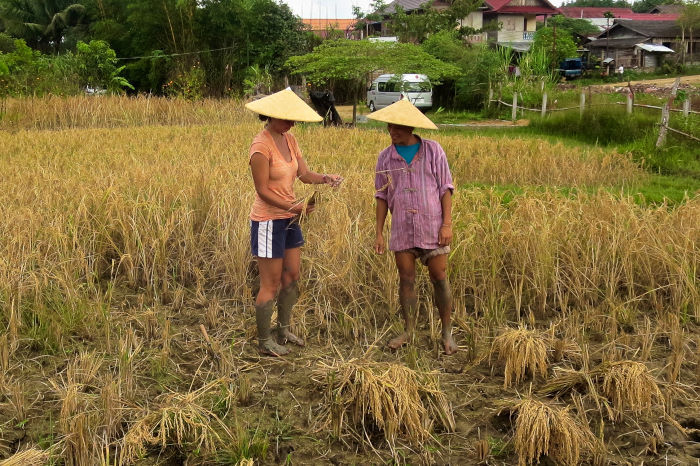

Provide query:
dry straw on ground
left=491, top=327, right=549, bottom=387
left=122, top=378, right=233, bottom=461
left=507, top=398, right=596, bottom=466
left=0, top=448, right=49, bottom=466
left=601, top=360, right=665, bottom=420
left=313, top=358, right=454, bottom=451
left=541, top=360, right=665, bottom=421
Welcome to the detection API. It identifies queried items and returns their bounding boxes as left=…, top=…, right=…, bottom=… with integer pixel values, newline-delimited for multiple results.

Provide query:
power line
left=116, top=45, right=237, bottom=61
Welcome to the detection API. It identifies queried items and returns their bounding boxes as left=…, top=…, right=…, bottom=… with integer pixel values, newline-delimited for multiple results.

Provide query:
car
left=367, top=74, right=432, bottom=112
left=558, top=58, right=584, bottom=80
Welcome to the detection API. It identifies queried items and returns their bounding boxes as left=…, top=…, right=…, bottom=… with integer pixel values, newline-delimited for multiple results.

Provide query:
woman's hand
left=290, top=202, right=315, bottom=216
left=322, top=174, right=343, bottom=188
left=374, top=233, right=385, bottom=254
left=438, top=224, right=452, bottom=247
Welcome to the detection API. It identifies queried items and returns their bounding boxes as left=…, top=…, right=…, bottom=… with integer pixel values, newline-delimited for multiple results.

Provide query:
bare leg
left=276, top=247, right=304, bottom=346
left=427, top=254, right=457, bottom=355
left=256, top=258, right=289, bottom=356
left=388, top=251, right=417, bottom=350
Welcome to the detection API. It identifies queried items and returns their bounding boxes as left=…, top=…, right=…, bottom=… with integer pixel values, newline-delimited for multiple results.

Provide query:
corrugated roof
left=381, top=0, right=451, bottom=15
left=648, top=4, right=683, bottom=14
left=498, top=5, right=560, bottom=14
left=617, top=13, right=679, bottom=20
left=636, top=43, right=675, bottom=53
left=559, top=7, right=633, bottom=19
left=604, top=19, right=682, bottom=39
left=485, top=0, right=558, bottom=14
left=587, top=37, right=650, bottom=49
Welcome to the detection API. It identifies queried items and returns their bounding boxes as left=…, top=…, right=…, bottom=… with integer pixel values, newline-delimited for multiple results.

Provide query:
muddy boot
left=388, top=279, right=418, bottom=350
left=276, top=282, right=305, bottom=346
left=256, top=300, right=289, bottom=356
left=433, top=279, right=457, bottom=355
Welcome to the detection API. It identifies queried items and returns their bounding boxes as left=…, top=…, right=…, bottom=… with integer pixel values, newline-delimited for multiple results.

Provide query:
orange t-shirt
left=249, top=129, right=302, bottom=221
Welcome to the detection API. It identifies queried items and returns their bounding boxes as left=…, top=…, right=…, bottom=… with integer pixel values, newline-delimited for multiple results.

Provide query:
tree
left=0, top=0, right=86, bottom=53
left=532, top=26, right=578, bottom=67
left=75, top=39, right=133, bottom=92
left=422, top=29, right=506, bottom=108
left=387, top=0, right=482, bottom=43
left=352, top=0, right=388, bottom=38
left=547, top=15, right=600, bottom=39
left=678, top=1, right=700, bottom=64
left=286, top=39, right=460, bottom=123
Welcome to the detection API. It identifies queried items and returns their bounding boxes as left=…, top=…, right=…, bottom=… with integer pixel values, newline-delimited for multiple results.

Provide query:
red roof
left=616, top=13, right=679, bottom=20
left=498, top=6, right=560, bottom=14
left=559, top=7, right=633, bottom=18
left=301, top=19, right=356, bottom=31
left=485, top=0, right=558, bottom=14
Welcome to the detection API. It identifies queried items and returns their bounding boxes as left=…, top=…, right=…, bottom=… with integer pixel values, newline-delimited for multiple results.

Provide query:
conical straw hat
left=366, top=98, right=438, bottom=130
left=245, top=89, right=322, bottom=122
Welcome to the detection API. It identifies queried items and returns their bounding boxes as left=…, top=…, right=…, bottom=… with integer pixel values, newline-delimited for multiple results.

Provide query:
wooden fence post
left=656, top=77, right=681, bottom=148
left=683, top=98, right=690, bottom=118
left=626, top=93, right=633, bottom=114
left=512, top=93, right=518, bottom=121
left=541, top=91, right=548, bottom=117
left=580, top=91, right=585, bottom=117
left=520, top=93, right=524, bottom=117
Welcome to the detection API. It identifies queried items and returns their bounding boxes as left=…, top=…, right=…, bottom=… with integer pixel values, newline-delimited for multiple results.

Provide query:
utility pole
left=604, top=11, right=614, bottom=72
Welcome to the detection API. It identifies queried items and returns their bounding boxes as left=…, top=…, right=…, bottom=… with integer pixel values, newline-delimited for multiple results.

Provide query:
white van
left=366, top=74, right=432, bottom=112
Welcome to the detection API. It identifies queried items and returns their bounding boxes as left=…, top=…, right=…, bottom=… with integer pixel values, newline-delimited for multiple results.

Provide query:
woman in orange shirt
left=245, top=90, right=342, bottom=356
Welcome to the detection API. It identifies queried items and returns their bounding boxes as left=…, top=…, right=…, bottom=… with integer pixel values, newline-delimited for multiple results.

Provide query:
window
left=403, top=82, right=431, bottom=93
left=378, top=82, right=387, bottom=92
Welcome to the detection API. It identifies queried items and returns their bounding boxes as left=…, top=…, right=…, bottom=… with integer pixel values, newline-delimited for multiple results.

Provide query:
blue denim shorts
left=250, top=218, right=304, bottom=259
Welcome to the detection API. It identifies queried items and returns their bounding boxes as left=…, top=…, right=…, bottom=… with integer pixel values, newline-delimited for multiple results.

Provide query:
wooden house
left=587, top=20, right=684, bottom=68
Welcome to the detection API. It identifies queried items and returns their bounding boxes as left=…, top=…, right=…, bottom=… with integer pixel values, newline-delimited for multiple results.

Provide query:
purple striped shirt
left=375, top=137, right=454, bottom=251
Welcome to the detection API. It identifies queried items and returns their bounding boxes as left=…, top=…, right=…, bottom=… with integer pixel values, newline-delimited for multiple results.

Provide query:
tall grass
left=0, top=95, right=247, bottom=131
left=0, top=109, right=697, bottom=349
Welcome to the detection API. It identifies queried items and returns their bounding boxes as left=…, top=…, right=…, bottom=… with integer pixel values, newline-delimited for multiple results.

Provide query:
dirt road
left=589, top=74, right=700, bottom=91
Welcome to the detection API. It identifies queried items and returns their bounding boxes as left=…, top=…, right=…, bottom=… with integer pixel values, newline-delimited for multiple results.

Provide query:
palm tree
left=0, top=0, right=85, bottom=53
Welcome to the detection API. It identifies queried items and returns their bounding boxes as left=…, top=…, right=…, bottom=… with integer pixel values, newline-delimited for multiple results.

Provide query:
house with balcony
left=482, top=0, right=560, bottom=51
left=366, top=0, right=559, bottom=49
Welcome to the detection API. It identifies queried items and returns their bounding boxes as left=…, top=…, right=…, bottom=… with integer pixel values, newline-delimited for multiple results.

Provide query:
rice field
left=0, top=96, right=698, bottom=464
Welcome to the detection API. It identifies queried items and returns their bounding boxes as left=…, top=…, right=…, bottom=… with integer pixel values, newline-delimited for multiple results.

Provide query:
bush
left=75, top=40, right=133, bottom=93
left=0, top=38, right=131, bottom=97
left=0, top=39, right=79, bottom=97
left=163, top=65, right=206, bottom=100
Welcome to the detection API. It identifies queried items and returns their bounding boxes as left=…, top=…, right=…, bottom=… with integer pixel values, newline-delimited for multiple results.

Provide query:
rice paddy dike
left=0, top=96, right=698, bottom=465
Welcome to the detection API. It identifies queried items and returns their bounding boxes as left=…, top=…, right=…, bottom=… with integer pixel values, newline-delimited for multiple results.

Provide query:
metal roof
left=587, top=37, right=650, bottom=49
left=497, top=41, right=532, bottom=52
left=601, top=20, right=682, bottom=39
left=635, top=43, right=675, bottom=53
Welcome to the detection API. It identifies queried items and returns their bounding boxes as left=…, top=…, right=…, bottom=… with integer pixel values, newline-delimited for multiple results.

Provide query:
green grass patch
left=462, top=176, right=699, bottom=207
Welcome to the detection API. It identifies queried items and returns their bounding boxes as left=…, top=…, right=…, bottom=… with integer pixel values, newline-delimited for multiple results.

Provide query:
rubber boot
left=255, top=300, right=289, bottom=356
left=276, top=282, right=305, bottom=346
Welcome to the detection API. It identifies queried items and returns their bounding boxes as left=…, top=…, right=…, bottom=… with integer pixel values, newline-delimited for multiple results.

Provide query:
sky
left=283, top=0, right=570, bottom=19
left=282, top=0, right=374, bottom=19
